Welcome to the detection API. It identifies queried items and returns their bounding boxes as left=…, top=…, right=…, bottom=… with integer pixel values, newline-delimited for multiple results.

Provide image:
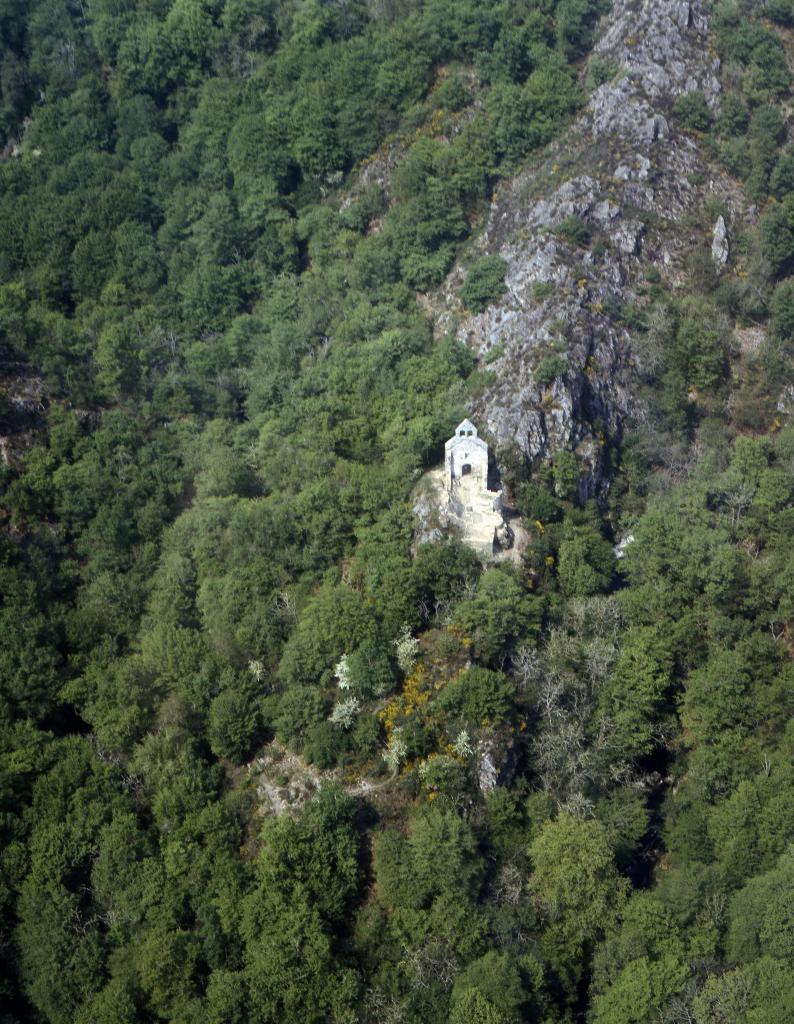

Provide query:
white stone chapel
left=444, top=418, right=490, bottom=490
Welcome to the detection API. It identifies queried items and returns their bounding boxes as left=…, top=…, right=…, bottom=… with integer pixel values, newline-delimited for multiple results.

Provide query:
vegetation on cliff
left=0, top=2, right=793, bottom=1023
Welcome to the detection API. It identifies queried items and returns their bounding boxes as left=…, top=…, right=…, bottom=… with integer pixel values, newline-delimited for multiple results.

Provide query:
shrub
left=535, top=353, right=567, bottom=386
left=673, top=90, right=712, bottom=132
left=533, top=280, right=555, bottom=301
left=459, top=255, right=508, bottom=312
left=552, top=449, right=579, bottom=499
left=716, top=94, right=748, bottom=137
left=437, top=666, right=515, bottom=724
left=339, top=185, right=386, bottom=233
left=555, top=214, right=589, bottom=246
left=484, top=343, right=504, bottom=364
left=771, top=279, right=794, bottom=340
left=400, top=247, right=456, bottom=291
left=434, top=74, right=471, bottom=112
left=588, top=57, right=620, bottom=89
left=768, top=0, right=794, bottom=26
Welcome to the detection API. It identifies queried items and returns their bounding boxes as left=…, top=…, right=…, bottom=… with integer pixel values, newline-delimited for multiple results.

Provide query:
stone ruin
left=444, top=419, right=510, bottom=556
left=413, top=419, right=518, bottom=559
left=445, top=418, right=491, bottom=490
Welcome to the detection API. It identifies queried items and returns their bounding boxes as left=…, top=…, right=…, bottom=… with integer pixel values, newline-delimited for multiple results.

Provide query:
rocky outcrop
left=411, top=465, right=527, bottom=563
left=434, top=0, right=745, bottom=497
left=0, top=365, right=48, bottom=467
left=477, top=727, right=516, bottom=792
left=712, top=215, right=729, bottom=266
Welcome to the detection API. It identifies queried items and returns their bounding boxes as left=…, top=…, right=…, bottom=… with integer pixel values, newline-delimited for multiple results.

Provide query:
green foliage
left=746, top=106, right=787, bottom=202
left=694, top=957, right=794, bottom=1024
left=487, top=56, right=581, bottom=165
left=450, top=952, right=528, bottom=1024
left=716, top=11, right=791, bottom=100
left=459, top=255, right=508, bottom=312
left=588, top=57, right=620, bottom=88
left=597, top=627, right=673, bottom=760
left=373, top=804, right=484, bottom=912
left=453, top=568, right=542, bottom=665
left=716, top=93, right=748, bottom=137
left=532, top=280, right=555, bottom=301
left=535, top=353, right=567, bottom=386
left=673, top=90, right=712, bottom=132
left=557, top=516, right=614, bottom=597
left=208, top=684, right=260, bottom=764
left=555, top=213, right=589, bottom=246
left=771, top=146, right=794, bottom=199
left=771, top=278, right=794, bottom=344
left=413, top=538, right=482, bottom=606
left=438, top=666, right=515, bottom=725
left=529, top=814, right=628, bottom=962
left=278, top=579, right=376, bottom=690
left=761, top=199, right=794, bottom=278
left=517, top=480, right=563, bottom=523
left=552, top=449, right=580, bottom=499
left=1, top=4, right=793, bottom=1024
left=768, top=0, right=794, bottom=24
left=434, top=73, right=471, bottom=112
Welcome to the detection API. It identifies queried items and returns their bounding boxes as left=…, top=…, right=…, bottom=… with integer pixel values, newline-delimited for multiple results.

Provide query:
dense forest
left=1, top=1, right=793, bottom=1022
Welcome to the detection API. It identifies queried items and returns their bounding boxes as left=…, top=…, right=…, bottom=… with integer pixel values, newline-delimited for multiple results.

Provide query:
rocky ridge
left=435, top=0, right=748, bottom=498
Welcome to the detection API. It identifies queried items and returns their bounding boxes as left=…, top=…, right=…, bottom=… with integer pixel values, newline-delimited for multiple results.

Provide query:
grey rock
left=614, top=219, right=645, bottom=255
left=613, top=534, right=636, bottom=559
left=777, top=384, right=794, bottom=417
left=428, top=0, right=747, bottom=498
left=495, top=521, right=514, bottom=551
left=477, top=730, right=515, bottom=793
left=712, top=215, right=729, bottom=266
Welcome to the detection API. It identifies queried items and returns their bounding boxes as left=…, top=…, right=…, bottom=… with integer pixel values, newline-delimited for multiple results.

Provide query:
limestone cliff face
left=435, top=0, right=746, bottom=498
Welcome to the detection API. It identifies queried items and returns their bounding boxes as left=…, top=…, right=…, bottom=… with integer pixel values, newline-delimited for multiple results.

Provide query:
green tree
left=450, top=952, right=527, bottom=1024
left=761, top=198, right=794, bottom=277
left=438, top=666, right=515, bottom=725
left=374, top=805, right=483, bottom=910
left=529, top=814, right=628, bottom=957
left=453, top=568, right=541, bottom=665
left=597, top=627, right=673, bottom=760
left=591, top=955, right=688, bottom=1024
left=208, top=686, right=259, bottom=763
left=557, top=520, right=614, bottom=597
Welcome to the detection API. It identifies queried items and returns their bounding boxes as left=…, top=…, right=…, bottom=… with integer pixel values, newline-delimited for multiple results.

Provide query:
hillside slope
left=1, top=2, right=793, bottom=1023
left=440, top=0, right=747, bottom=497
